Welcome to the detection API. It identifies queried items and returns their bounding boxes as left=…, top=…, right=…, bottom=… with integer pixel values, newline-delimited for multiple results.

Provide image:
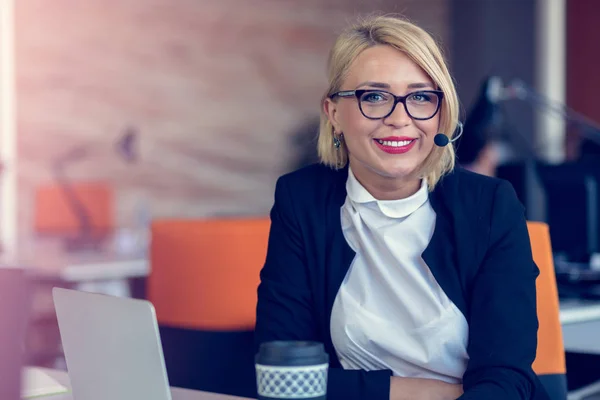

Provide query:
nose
left=383, top=100, right=412, bottom=127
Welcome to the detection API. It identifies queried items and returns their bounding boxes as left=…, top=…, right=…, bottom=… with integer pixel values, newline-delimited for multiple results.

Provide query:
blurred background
left=2, top=0, right=600, bottom=399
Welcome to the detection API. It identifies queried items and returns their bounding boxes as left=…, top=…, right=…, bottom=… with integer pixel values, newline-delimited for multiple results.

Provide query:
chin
left=374, top=164, right=419, bottom=180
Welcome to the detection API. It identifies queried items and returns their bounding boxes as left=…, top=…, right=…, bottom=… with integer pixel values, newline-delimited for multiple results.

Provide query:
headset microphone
left=434, top=122, right=463, bottom=147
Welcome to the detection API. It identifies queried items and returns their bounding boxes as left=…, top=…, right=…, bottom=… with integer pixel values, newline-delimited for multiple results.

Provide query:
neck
left=350, top=161, right=422, bottom=201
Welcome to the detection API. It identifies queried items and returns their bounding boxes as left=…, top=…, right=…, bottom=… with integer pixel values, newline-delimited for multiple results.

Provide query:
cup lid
left=256, top=341, right=329, bottom=366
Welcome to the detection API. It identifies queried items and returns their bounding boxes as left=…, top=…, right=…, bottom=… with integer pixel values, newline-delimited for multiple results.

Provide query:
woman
left=255, top=15, right=546, bottom=400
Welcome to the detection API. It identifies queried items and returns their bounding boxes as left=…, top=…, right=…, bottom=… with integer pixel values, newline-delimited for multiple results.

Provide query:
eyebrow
left=407, top=82, right=435, bottom=89
left=356, top=81, right=390, bottom=89
left=356, top=81, right=435, bottom=90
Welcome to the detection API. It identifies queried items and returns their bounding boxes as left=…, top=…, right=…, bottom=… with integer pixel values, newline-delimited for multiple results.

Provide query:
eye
left=409, top=92, right=434, bottom=103
left=361, top=91, right=390, bottom=103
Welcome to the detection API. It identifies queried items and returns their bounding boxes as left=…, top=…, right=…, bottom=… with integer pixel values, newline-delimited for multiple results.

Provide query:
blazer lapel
left=422, top=177, right=468, bottom=318
left=326, top=166, right=356, bottom=312
left=321, top=167, right=355, bottom=367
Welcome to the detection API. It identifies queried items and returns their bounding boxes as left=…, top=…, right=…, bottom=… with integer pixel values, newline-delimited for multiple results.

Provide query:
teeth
left=376, top=139, right=413, bottom=147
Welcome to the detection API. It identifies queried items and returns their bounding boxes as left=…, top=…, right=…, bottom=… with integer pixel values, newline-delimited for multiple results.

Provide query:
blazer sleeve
left=459, top=180, right=540, bottom=400
left=255, top=176, right=392, bottom=400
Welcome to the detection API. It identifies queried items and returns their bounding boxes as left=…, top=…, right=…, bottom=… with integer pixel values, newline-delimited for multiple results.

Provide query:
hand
left=390, top=376, right=463, bottom=400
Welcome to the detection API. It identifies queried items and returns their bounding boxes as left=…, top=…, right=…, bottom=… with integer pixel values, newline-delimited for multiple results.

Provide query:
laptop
left=53, top=288, right=172, bottom=400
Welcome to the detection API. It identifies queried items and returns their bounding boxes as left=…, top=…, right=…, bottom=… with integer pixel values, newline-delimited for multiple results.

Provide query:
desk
left=16, top=249, right=149, bottom=283
left=27, top=254, right=149, bottom=299
left=1, top=245, right=150, bottom=367
left=560, top=301, right=600, bottom=399
left=560, top=299, right=600, bottom=326
left=0, top=238, right=149, bottom=286
left=40, top=369, right=253, bottom=400
left=560, top=299, right=600, bottom=354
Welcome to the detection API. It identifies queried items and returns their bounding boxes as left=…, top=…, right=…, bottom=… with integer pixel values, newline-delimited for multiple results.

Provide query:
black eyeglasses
left=330, top=89, right=444, bottom=121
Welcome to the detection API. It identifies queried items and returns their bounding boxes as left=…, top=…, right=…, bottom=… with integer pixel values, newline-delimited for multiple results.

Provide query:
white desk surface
left=52, top=256, right=148, bottom=282
left=0, top=237, right=149, bottom=282
left=38, top=368, right=253, bottom=400
left=2, top=252, right=149, bottom=282
left=559, top=299, right=600, bottom=325
left=559, top=299, right=600, bottom=354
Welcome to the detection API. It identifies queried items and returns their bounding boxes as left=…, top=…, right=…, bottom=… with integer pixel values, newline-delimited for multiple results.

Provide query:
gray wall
left=450, top=0, right=542, bottom=219
left=450, top=0, right=537, bottom=156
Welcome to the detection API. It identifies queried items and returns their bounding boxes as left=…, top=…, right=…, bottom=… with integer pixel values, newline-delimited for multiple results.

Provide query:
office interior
left=1, top=0, right=600, bottom=399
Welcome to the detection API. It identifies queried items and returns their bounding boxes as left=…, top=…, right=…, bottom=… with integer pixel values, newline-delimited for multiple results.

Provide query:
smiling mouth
left=374, top=139, right=416, bottom=147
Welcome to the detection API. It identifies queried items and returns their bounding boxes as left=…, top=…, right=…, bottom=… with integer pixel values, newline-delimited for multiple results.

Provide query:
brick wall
left=16, top=0, right=449, bottom=238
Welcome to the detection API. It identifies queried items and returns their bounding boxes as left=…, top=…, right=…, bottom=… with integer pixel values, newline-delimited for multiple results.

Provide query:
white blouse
left=330, top=168, right=469, bottom=383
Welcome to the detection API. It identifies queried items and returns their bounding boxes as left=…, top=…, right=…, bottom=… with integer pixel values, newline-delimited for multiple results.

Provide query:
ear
left=323, top=98, right=342, bottom=134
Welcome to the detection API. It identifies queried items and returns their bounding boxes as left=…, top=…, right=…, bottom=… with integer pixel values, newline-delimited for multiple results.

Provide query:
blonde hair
left=318, top=15, right=460, bottom=189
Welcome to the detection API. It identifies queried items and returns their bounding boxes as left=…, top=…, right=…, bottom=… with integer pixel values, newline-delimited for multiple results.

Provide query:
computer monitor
left=537, top=161, right=600, bottom=262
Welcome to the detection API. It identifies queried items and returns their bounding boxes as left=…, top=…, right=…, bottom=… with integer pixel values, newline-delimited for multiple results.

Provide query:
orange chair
left=528, top=221, right=567, bottom=400
left=147, top=217, right=270, bottom=397
left=34, top=182, right=113, bottom=237
left=148, top=218, right=269, bottom=330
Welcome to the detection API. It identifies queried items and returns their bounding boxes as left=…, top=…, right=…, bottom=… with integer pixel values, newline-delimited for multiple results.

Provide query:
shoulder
left=275, top=163, right=346, bottom=201
left=278, top=163, right=345, bottom=186
left=271, top=164, right=346, bottom=234
left=436, top=167, right=520, bottom=211
left=439, top=167, right=505, bottom=193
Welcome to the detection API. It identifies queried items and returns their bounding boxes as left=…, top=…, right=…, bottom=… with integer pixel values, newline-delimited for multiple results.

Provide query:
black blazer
left=255, top=164, right=548, bottom=400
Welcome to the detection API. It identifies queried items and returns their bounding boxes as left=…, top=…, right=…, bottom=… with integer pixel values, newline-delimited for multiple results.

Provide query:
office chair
left=528, top=221, right=568, bottom=400
left=148, top=217, right=270, bottom=398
